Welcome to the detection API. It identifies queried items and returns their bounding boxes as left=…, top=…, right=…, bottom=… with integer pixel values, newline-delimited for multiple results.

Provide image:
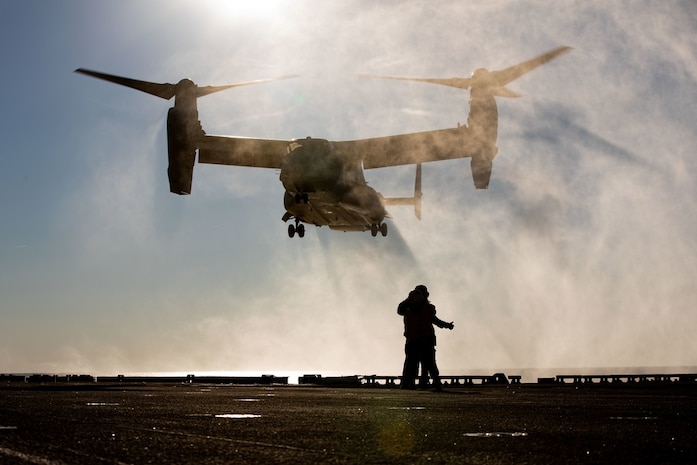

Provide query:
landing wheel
left=288, top=222, right=306, bottom=238
left=370, top=223, right=388, bottom=237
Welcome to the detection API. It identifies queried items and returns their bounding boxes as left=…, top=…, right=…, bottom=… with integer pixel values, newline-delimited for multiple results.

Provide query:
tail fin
left=382, top=164, right=423, bottom=219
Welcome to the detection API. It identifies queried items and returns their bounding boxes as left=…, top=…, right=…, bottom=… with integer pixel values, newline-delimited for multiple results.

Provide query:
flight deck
left=1, top=373, right=696, bottom=464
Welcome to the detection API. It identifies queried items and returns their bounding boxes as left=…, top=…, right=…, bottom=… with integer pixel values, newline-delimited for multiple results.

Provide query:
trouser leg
left=421, top=344, right=442, bottom=390
left=401, top=342, right=418, bottom=389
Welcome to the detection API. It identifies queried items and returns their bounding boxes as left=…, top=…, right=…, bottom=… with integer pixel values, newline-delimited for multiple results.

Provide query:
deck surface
left=1, top=383, right=696, bottom=464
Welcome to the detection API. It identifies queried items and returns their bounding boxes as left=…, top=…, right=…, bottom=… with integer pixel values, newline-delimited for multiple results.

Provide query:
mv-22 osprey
left=76, top=46, right=570, bottom=238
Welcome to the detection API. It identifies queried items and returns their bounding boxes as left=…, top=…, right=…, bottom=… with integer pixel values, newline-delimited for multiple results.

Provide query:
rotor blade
left=76, top=69, right=299, bottom=100
left=486, top=86, right=523, bottom=98
left=491, top=45, right=572, bottom=86
left=358, top=74, right=472, bottom=90
left=358, top=46, right=571, bottom=93
left=75, top=68, right=178, bottom=100
left=194, top=75, right=299, bottom=98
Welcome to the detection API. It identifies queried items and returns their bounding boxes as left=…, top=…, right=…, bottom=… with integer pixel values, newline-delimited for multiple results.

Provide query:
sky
left=1, top=0, right=696, bottom=380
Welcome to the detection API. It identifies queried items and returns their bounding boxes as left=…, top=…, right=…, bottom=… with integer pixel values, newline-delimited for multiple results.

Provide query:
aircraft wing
left=333, top=126, right=480, bottom=169
left=197, top=134, right=289, bottom=169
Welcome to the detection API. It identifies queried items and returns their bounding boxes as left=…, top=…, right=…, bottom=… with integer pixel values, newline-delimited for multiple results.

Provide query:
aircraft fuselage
left=280, top=137, right=388, bottom=234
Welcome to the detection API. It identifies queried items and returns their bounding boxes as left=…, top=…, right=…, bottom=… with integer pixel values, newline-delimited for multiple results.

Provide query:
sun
left=204, top=0, right=289, bottom=20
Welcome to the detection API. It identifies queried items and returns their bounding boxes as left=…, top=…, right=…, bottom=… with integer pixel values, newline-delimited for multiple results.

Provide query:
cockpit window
left=287, top=141, right=302, bottom=153
left=287, top=138, right=333, bottom=154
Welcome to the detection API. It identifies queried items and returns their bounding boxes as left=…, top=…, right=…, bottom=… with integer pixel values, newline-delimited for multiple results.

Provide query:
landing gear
left=371, top=222, right=388, bottom=237
left=288, top=221, right=305, bottom=238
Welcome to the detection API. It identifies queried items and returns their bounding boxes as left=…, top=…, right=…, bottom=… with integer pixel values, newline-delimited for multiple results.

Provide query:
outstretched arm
left=433, top=315, right=454, bottom=330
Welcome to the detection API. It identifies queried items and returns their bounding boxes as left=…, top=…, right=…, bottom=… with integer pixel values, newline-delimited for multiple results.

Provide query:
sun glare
left=205, top=0, right=289, bottom=20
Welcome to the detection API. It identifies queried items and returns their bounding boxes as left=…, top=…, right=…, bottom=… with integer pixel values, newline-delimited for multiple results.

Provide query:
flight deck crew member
left=397, top=285, right=454, bottom=391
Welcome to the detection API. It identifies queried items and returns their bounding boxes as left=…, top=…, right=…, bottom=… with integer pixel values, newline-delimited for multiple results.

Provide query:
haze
left=1, top=0, right=696, bottom=379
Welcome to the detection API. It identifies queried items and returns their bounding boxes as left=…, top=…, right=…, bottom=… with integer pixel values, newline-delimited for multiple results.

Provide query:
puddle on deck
left=463, top=432, right=528, bottom=438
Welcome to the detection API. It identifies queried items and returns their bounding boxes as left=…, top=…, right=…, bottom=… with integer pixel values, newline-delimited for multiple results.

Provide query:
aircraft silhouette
left=76, top=46, right=570, bottom=238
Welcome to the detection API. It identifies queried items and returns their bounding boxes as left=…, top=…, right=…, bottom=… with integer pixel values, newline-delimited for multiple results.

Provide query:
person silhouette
left=397, top=285, right=454, bottom=391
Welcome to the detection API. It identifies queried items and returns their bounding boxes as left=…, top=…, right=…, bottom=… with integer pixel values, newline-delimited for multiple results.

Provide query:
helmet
left=414, top=285, right=429, bottom=299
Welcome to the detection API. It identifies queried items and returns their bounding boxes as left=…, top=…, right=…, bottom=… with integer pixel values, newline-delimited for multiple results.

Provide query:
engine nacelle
left=467, top=92, right=498, bottom=189
left=166, top=107, right=200, bottom=195
left=470, top=156, right=494, bottom=189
